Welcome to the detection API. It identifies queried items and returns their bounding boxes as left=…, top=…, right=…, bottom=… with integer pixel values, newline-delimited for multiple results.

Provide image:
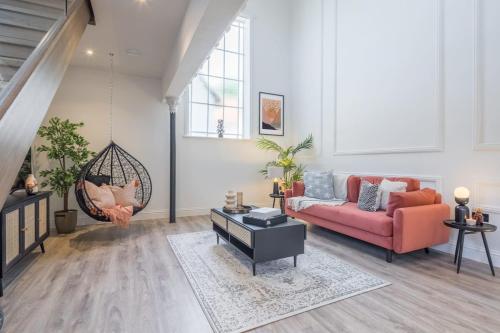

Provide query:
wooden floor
left=0, top=216, right=499, bottom=333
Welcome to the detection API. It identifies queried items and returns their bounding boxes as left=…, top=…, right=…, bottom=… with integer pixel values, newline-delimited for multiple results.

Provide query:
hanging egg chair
left=75, top=141, right=152, bottom=221
left=75, top=53, right=152, bottom=222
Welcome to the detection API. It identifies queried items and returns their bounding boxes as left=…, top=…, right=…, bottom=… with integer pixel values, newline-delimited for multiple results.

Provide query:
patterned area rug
left=168, top=231, right=390, bottom=333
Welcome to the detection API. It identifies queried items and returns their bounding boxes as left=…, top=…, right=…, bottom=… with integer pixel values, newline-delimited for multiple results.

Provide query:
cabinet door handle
left=21, top=227, right=29, bottom=232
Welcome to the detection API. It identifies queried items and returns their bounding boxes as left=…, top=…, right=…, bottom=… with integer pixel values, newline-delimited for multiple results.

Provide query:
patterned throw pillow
left=357, top=181, right=380, bottom=212
left=304, top=171, right=335, bottom=200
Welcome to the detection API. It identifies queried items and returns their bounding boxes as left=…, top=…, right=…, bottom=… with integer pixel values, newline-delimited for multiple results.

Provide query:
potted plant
left=37, top=117, right=94, bottom=234
left=257, top=134, right=313, bottom=190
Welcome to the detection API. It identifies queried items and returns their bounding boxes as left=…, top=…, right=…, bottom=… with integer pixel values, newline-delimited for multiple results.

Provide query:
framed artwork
left=259, top=92, right=284, bottom=136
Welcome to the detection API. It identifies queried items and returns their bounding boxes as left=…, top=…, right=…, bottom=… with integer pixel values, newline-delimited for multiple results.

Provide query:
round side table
left=443, top=220, right=497, bottom=276
left=269, top=193, right=285, bottom=214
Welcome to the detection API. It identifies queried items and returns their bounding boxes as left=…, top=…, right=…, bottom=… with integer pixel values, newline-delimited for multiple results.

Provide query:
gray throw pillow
left=304, top=171, right=335, bottom=200
left=357, top=181, right=380, bottom=212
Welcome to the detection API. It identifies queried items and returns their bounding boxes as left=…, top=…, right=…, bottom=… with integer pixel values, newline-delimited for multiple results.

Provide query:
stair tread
left=0, top=35, right=39, bottom=47
left=20, top=0, right=68, bottom=10
left=0, top=8, right=56, bottom=31
left=0, top=64, right=18, bottom=81
left=0, top=0, right=63, bottom=20
left=0, top=42, right=34, bottom=59
left=0, top=23, right=47, bottom=42
left=0, top=55, right=24, bottom=67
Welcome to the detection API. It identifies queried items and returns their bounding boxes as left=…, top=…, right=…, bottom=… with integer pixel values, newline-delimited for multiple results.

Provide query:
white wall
left=290, top=0, right=500, bottom=267
left=35, top=67, right=171, bottom=222
left=37, top=0, right=294, bottom=223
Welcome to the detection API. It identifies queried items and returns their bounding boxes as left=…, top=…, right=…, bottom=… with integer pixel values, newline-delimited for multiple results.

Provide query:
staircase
left=0, top=0, right=93, bottom=211
left=0, top=0, right=73, bottom=92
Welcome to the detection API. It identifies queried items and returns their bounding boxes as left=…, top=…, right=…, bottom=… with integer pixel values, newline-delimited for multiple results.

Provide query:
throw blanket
left=288, top=196, right=346, bottom=212
left=102, top=205, right=134, bottom=228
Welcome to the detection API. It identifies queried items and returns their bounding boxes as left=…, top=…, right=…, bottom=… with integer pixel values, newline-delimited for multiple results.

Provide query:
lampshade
left=454, top=187, right=470, bottom=200
left=267, top=166, right=284, bottom=180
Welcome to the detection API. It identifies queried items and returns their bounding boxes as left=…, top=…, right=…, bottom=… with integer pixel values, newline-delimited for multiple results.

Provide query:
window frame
left=185, top=16, right=251, bottom=140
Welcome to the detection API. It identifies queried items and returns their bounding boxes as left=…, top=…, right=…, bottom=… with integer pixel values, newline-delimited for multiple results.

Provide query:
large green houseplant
left=257, top=134, right=313, bottom=190
left=37, top=117, right=94, bottom=233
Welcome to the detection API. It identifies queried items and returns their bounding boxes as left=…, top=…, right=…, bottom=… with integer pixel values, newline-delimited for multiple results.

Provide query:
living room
left=0, top=0, right=498, bottom=332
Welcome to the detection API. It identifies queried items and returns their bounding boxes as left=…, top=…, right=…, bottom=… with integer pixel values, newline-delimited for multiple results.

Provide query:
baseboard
left=75, top=203, right=269, bottom=225
left=433, top=240, right=500, bottom=268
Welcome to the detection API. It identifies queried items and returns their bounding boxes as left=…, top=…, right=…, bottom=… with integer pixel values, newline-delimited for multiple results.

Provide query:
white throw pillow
left=333, top=174, right=349, bottom=200
left=84, top=180, right=116, bottom=209
left=378, top=179, right=407, bottom=210
left=108, top=180, right=141, bottom=207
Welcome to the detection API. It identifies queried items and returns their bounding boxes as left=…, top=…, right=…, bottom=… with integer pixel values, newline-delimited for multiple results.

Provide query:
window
left=186, top=16, right=250, bottom=139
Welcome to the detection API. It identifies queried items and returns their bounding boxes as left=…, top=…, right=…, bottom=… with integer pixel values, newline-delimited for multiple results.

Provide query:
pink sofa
left=285, top=175, right=451, bottom=262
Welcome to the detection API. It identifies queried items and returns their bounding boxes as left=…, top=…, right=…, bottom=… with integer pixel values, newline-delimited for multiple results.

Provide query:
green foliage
left=37, top=117, right=94, bottom=210
left=257, top=134, right=313, bottom=189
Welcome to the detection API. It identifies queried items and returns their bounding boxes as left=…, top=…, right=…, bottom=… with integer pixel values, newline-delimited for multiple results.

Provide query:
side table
left=269, top=193, right=285, bottom=214
left=443, top=220, right=497, bottom=276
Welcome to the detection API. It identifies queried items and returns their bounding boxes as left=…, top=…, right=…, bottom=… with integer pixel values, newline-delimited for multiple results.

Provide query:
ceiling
left=71, top=0, right=190, bottom=78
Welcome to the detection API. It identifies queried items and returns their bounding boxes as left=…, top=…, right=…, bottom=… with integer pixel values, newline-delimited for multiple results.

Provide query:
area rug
left=167, top=231, right=390, bottom=333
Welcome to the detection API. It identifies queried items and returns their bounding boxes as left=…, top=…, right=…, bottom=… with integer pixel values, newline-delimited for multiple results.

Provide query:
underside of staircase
left=0, top=0, right=94, bottom=210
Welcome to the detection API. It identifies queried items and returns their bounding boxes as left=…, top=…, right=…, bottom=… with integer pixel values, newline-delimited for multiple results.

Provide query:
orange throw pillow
left=386, top=188, right=436, bottom=217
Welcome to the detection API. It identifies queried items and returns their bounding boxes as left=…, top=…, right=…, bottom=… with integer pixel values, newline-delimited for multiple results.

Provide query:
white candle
left=466, top=218, right=476, bottom=226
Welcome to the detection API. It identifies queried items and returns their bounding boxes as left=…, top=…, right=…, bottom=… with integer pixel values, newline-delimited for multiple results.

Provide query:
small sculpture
left=25, top=174, right=38, bottom=195
left=217, top=119, right=224, bottom=138
left=474, top=208, right=484, bottom=225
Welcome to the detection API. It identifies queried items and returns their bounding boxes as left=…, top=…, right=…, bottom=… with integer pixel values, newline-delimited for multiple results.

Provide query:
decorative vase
left=237, top=192, right=243, bottom=208
left=225, top=191, right=236, bottom=208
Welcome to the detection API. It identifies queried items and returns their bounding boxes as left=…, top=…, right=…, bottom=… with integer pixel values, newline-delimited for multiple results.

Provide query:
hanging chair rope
left=74, top=53, right=152, bottom=222
left=109, top=52, right=114, bottom=142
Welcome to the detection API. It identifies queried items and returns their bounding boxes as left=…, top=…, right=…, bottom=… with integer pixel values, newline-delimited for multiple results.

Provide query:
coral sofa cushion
left=301, top=202, right=393, bottom=237
left=85, top=180, right=116, bottom=209
left=347, top=176, right=420, bottom=203
left=386, top=188, right=437, bottom=217
left=292, top=181, right=305, bottom=197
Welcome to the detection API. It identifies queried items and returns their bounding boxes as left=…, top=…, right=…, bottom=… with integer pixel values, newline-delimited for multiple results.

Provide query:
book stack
left=243, top=208, right=287, bottom=227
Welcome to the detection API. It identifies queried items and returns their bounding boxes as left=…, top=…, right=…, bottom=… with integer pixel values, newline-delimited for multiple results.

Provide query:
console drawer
left=227, top=220, right=252, bottom=247
left=211, top=211, right=227, bottom=230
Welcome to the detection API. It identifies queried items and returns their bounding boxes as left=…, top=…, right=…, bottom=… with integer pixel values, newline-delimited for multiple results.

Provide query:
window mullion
left=206, top=57, right=210, bottom=134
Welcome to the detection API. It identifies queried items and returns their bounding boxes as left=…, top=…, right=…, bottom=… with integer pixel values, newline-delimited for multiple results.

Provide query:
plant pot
left=54, top=209, right=78, bottom=234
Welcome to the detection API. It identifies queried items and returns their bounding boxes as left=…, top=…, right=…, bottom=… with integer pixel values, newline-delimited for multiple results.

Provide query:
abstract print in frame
left=259, top=92, right=284, bottom=136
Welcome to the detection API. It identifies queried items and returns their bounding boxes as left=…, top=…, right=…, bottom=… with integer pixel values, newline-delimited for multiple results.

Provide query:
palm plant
left=257, top=134, right=313, bottom=189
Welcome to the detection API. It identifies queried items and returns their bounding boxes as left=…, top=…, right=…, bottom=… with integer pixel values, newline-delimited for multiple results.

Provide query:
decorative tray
left=222, top=205, right=252, bottom=214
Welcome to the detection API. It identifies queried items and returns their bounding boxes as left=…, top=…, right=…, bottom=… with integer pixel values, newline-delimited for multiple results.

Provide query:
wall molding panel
left=332, top=0, right=445, bottom=155
left=474, top=180, right=500, bottom=214
left=335, top=172, right=443, bottom=192
left=473, top=0, right=500, bottom=150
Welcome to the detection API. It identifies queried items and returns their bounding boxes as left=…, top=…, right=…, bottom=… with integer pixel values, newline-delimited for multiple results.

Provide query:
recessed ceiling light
left=126, top=48, right=142, bottom=56
left=136, top=0, right=147, bottom=4
left=85, top=49, right=94, bottom=56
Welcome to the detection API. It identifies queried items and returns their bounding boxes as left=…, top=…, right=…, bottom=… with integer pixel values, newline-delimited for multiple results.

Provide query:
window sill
left=182, top=135, right=253, bottom=142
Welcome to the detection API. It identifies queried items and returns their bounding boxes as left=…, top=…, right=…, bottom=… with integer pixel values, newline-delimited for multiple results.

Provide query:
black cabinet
left=0, top=191, right=51, bottom=296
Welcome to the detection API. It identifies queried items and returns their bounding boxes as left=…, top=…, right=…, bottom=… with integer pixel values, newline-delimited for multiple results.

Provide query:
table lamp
left=267, top=166, right=284, bottom=195
left=454, top=186, right=470, bottom=224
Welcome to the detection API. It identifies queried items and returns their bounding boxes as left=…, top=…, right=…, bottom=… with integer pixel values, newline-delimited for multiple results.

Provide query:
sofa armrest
left=284, top=189, right=293, bottom=199
left=393, top=204, right=451, bottom=254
